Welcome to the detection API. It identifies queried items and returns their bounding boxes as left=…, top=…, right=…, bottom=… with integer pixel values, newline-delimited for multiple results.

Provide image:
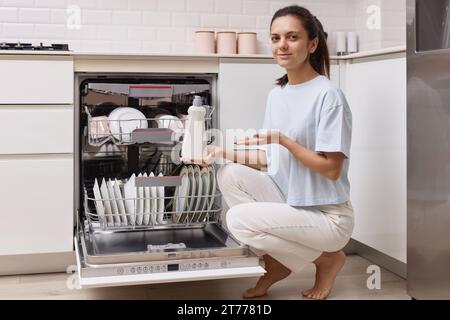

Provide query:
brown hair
left=270, top=5, right=330, bottom=87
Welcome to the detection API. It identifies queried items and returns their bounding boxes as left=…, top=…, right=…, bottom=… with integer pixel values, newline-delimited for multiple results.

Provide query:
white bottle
left=181, top=95, right=207, bottom=160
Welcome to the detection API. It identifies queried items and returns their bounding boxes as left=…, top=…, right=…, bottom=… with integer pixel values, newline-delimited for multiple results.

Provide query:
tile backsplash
left=0, top=0, right=405, bottom=54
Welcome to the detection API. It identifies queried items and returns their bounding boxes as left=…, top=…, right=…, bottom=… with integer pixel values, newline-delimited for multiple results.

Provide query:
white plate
left=207, top=165, right=217, bottom=211
left=99, top=178, right=114, bottom=226
left=107, top=179, right=121, bottom=226
left=108, top=107, right=148, bottom=143
left=123, top=174, right=137, bottom=226
left=198, top=167, right=210, bottom=222
left=192, top=165, right=203, bottom=222
left=142, top=172, right=151, bottom=225
left=173, top=167, right=190, bottom=223
left=149, top=172, right=158, bottom=225
left=93, top=178, right=105, bottom=225
left=135, top=173, right=144, bottom=226
left=185, top=165, right=197, bottom=223
left=113, top=178, right=127, bottom=226
left=157, top=172, right=165, bottom=224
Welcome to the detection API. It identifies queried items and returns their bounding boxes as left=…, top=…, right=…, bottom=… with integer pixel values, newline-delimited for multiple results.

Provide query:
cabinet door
left=0, top=155, right=73, bottom=255
left=0, top=56, right=73, bottom=104
left=0, top=105, right=73, bottom=154
left=218, top=59, right=284, bottom=139
left=345, top=56, right=407, bottom=262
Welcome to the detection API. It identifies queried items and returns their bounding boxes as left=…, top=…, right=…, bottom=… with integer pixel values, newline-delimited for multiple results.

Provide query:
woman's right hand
left=181, top=145, right=223, bottom=166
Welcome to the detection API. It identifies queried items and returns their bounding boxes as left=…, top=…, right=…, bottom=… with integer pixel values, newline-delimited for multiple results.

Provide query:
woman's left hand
left=234, top=130, right=285, bottom=145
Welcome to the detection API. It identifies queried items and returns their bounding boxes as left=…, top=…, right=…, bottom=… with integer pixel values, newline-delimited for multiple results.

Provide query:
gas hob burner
left=0, top=42, right=70, bottom=51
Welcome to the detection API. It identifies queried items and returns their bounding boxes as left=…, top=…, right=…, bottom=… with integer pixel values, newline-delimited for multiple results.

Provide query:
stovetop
left=0, top=42, right=70, bottom=51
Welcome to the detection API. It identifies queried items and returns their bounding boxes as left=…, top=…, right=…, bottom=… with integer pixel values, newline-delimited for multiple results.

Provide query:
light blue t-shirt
left=262, top=75, right=352, bottom=207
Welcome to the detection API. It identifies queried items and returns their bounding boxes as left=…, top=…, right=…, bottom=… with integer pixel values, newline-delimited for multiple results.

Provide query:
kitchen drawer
left=0, top=56, right=73, bottom=104
left=0, top=105, right=73, bottom=154
left=0, top=154, right=73, bottom=255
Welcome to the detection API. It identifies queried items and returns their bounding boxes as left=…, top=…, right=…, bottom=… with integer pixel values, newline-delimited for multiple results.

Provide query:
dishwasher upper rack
left=84, top=105, right=215, bottom=147
left=83, top=169, right=221, bottom=232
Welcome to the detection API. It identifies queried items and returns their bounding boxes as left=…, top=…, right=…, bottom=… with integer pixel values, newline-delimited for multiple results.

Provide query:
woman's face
left=270, top=15, right=318, bottom=70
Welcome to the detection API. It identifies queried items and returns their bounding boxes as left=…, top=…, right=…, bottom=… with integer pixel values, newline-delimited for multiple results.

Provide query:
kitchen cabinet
left=344, top=54, right=407, bottom=263
left=0, top=55, right=74, bottom=261
left=218, top=59, right=340, bottom=138
left=0, top=155, right=73, bottom=255
left=0, top=56, right=73, bottom=104
left=0, top=105, right=73, bottom=154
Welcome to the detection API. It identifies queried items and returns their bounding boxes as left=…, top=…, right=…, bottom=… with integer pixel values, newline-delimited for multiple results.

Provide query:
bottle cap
left=193, top=95, right=202, bottom=106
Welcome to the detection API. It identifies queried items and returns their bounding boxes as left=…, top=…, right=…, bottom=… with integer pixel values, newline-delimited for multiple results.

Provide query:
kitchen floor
left=0, top=255, right=409, bottom=300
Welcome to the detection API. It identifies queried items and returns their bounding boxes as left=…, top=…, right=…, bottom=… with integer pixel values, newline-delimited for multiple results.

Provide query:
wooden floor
left=0, top=255, right=409, bottom=300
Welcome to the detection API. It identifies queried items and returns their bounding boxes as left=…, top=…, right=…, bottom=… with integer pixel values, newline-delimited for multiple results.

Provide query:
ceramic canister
left=237, top=32, right=257, bottom=54
left=216, top=32, right=237, bottom=54
left=194, top=31, right=215, bottom=54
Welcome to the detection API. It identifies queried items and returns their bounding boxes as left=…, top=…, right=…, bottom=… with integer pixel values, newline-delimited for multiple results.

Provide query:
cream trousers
left=217, top=163, right=354, bottom=273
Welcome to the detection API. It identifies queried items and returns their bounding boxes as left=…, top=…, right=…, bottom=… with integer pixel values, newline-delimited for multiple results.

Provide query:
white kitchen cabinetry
left=0, top=56, right=74, bottom=259
left=344, top=55, right=406, bottom=263
left=0, top=155, right=73, bottom=255
left=218, top=59, right=340, bottom=136
left=0, top=105, right=73, bottom=154
left=0, top=56, right=73, bottom=104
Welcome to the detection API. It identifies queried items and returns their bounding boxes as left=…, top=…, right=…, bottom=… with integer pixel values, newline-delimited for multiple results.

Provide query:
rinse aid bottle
left=181, top=95, right=207, bottom=161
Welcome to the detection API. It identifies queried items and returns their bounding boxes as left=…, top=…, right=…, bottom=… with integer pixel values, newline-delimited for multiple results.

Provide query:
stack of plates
left=92, top=172, right=165, bottom=227
left=172, top=164, right=217, bottom=224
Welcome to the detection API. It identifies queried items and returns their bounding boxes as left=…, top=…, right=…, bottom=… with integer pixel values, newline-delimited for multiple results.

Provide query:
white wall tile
left=244, top=1, right=270, bottom=14
left=97, top=26, right=128, bottom=40
left=172, top=42, right=194, bottom=53
left=0, top=0, right=405, bottom=54
left=34, top=24, right=68, bottom=39
left=143, top=12, right=171, bottom=26
left=142, top=41, right=171, bottom=53
left=2, top=23, right=34, bottom=38
left=111, top=40, right=142, bottom=52
left=229, top=15, right=256, bottom=29
left=81, top=10, right=112, bottom=25
left=157, top=0, right=186, bottom=12
left=186, top=0, right=214, bottom=13
left=2, top=0, right=34, bottom=7
left=201, top=14, right=228, bottom=28
left=127, top=26, right=156, bottom=41
left=70, top=0, right=99, bottom=9
left=112, top=11, right=142, bottom=26
left=172, top=13, right=201, bottom=27
left=67, top=25, right=98, bottom=40
left=127, top=0, right=157, bottom=10
left=35, top=0, right=68, bottom=8
left=157, top=27, right=186, bottom=42
left=99, top=0, right=128, bottom=10
left=50, top=9, right=67, bottom=24
left=19, top=8, right=51, bottom=23
left=215, top=0, right=243, bottom=14
left=0, top=8, right=18, bottom=23
left=256, top=15, right=271, bottom=29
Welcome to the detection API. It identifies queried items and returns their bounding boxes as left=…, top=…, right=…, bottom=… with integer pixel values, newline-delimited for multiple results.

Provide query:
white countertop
left=0, top=45, right=406, bottom=60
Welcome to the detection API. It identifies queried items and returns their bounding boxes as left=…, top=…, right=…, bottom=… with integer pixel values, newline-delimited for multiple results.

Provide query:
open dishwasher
left=74, top=74, right=265, bottom=288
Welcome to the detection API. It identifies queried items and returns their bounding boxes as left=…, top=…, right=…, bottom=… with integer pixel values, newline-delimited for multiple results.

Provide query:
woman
left=185, top=5, right=353, bottom=300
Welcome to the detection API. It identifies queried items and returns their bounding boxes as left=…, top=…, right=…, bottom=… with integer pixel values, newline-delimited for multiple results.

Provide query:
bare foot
left=302, top=251, right=346, bottom=300
left=243, top=255, right=291, bottom=299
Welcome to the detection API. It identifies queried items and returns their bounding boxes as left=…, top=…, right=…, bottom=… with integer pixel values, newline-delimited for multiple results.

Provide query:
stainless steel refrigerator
left=407, top=0, right=450, bottom=299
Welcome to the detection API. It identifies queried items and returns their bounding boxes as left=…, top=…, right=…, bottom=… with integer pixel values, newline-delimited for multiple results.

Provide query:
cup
left=237, top=32, right=257, bottom=54
left=347, top=32, right=358, bottom=54
left=194, top=31, right=215, bottom=54
left=336, top=31, right=346, bottom=56
left=89, top=116, right=110, bottom=141
left=216, top=32, right=237, bottom=54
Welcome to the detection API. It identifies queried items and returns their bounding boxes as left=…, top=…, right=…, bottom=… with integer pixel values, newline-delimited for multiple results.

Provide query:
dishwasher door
left=74, top=223, right=265, bottom=288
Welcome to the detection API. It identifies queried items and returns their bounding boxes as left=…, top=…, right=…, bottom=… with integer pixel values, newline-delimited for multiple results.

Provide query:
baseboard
left=0, top=251, right=76, bottom=276
left=343, top=239, right=406, bottom=279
